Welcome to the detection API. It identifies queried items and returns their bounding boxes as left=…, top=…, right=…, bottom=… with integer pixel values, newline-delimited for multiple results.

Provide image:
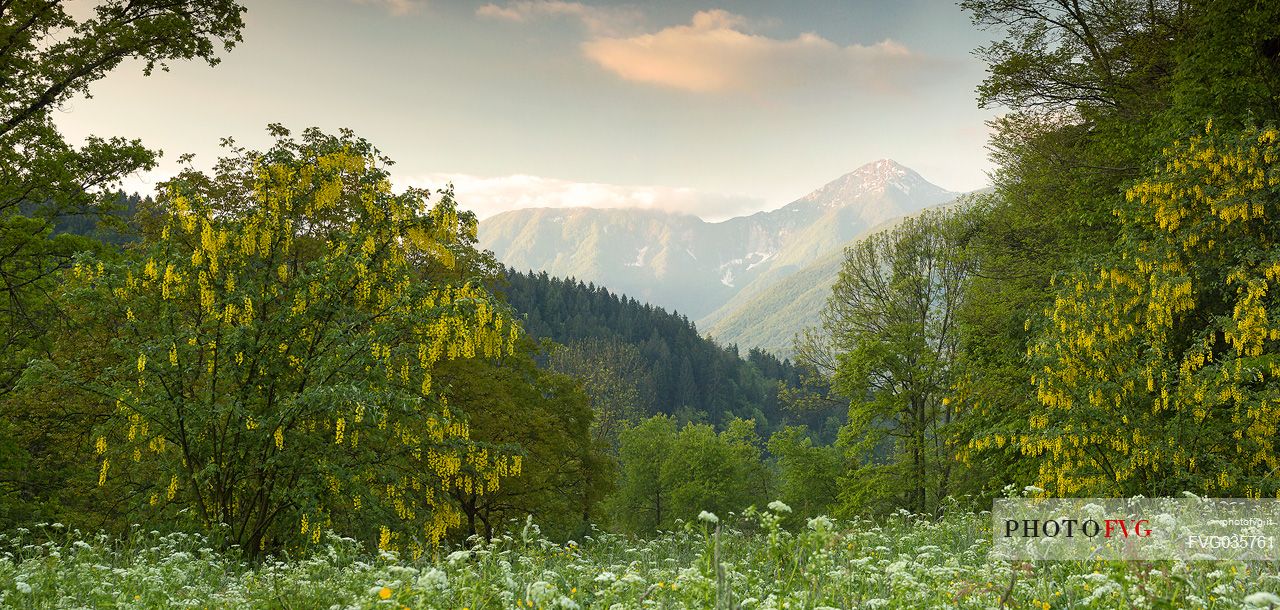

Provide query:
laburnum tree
left=951, top=0, right=1280, bottom=502
left=34, top=126, right=523, bottom=555
left=1004, top=124, right=1280, bottom=498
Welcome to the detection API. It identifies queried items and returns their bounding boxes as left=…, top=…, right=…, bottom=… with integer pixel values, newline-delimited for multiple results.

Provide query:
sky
left=57, top=0, right=999, bottom=221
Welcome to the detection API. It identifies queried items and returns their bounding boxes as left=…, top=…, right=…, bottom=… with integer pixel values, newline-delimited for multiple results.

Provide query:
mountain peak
left=854, top=157, right=909, bottom=177
left=794, top=159, right=951, bottom=210
left=840, top=158, right=926, bottom=191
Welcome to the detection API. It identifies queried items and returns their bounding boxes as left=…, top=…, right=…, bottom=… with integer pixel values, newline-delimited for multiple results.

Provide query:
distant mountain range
left=479, top=160, right=970, bottom=356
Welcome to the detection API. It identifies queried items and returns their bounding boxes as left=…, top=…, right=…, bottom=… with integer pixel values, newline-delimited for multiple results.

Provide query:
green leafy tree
left=548, top=337, right=654, bottom=449
left=0, top=341, right=124, bottom=528
left=718, top=417, right=771, bottom=505
left=767, top=426, right=839, bottom=520
left=812, top=210, right=969, bottom=515
left=608, top=415, right=677, bottom=533
left=662, top=418, right=767, bottom=523
left=0, top=0, right=245, bottom=395
left=33, top=127, right=522, bottom=555
left=608, top=415, right=767, bottom=533
left=0, top=0, right=246, bottom=530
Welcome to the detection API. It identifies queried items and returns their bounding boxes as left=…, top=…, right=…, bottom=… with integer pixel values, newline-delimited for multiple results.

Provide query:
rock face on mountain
left=478, top=160, right=960, bottom=351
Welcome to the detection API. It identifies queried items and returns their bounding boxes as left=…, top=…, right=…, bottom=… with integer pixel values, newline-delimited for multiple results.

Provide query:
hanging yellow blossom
left=60, top=128, right=522, bottom=554
left=1014, top=123, right=1280, bottom=497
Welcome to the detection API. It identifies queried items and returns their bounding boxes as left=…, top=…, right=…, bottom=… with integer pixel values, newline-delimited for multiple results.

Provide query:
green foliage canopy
left=0, top=0, right=246, bottom=393
left=608, top=416, right=767, bottom=533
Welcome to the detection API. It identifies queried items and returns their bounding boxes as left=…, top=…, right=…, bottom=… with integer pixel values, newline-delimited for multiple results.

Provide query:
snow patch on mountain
left=626, top=246, right=650, bottom=268
left=745, top=251, right=775, bottom=271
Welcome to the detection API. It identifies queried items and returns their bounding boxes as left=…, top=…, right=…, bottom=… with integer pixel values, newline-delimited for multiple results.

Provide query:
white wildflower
left=416, top=567, right=448, bottom=592
left=553, top=596, right=580, bottom=610
left=697, top=510, right=719, bottom=524
left=767, top=500, right=792, bottom=513
left=1245, top=592, right=1280, bottom=607
left=528, top=580, right=557, bottom=602
left=807, top=515, right=834, bottom=533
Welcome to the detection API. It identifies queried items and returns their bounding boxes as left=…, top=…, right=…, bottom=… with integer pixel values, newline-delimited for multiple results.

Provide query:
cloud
left=397, top=173, right=765, bottom=221
left=350, top=0, right=423, bottom=16
left=581, top=9, right=927, bottom=93
left=476, top=1, right=640, bottom=36
left=478, top=4, right=935, bottom=94
left=102, top=168, right=766, bottom=222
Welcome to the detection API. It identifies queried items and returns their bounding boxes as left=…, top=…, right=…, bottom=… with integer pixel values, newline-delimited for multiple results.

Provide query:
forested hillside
left=49, top=193, right=149, bottom=246
left=497, top=269, right=838, bottom=440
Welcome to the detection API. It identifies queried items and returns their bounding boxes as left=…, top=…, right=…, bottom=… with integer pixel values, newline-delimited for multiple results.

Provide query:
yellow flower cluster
left=964, top=124, right=1280, bottom=495
left=78, top=147, right=525, bottom=552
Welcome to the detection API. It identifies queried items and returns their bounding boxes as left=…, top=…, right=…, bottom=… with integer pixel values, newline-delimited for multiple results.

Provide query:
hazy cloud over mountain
left=399, top=173, right=765, bottom=221
left=479, top=160, right=962, bottom=326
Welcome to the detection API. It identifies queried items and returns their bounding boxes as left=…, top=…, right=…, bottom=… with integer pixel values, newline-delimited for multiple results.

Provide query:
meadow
left=3, top=504, right=1279, bottom=610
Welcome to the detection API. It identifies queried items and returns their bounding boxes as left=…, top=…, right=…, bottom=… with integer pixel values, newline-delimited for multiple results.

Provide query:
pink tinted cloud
left=581, top=9, right=923, bottom=94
